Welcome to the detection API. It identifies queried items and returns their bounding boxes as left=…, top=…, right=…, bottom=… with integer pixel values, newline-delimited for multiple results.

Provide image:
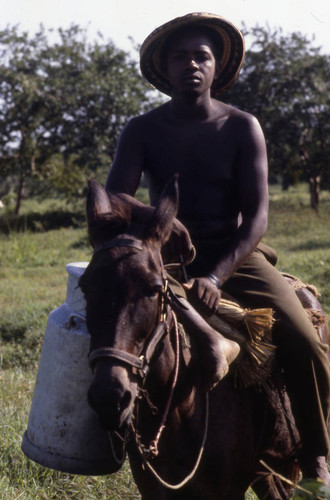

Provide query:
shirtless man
left=105, top=13, right=330, bottom=484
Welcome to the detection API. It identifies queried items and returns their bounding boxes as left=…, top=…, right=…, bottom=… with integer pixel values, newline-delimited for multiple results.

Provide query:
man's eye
left=198, top=54, right=210, bottom=61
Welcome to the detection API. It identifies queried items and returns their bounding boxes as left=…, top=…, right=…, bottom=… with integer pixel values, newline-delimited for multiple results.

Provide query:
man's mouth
left=182, top=74, right=201, bottom=83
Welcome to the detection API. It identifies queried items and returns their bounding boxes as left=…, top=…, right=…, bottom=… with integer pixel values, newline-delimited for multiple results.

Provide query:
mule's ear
left=146, top=175, right=179, bottom=245
left=86, top=179, right=112, bottom=227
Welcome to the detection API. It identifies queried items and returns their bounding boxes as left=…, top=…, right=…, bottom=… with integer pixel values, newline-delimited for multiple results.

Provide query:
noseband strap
left=88, top=321, right=169, bottom=377
left=89, top=347, right=144, bottom=370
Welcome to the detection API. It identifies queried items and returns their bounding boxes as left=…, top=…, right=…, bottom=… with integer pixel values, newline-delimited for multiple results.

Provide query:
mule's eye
left=147, top=282, right=163, bottom=297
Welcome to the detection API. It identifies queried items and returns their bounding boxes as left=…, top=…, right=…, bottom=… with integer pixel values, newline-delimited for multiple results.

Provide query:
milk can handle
left=66, top=313, right=86, bottom=329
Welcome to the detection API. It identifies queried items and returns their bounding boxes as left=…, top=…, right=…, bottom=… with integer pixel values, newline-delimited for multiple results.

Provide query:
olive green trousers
left=215, top=246, right=330, bottom=458
left=169, top=242, right=330, bottom=457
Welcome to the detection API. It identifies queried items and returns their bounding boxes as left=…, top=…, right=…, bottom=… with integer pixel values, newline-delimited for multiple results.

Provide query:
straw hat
left=140, top=12, right=245, bottom=97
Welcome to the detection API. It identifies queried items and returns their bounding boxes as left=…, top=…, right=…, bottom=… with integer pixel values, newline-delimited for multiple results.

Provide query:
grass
left=0, top=183, right=329, bottom=499
left=0, top=370, right=139, bottom=499
left=264, top=185, right=330, bottom=314
left=0, top=227, right=90, bottom=369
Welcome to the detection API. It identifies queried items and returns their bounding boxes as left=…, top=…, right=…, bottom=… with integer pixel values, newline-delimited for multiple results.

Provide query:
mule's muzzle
left=88, top=392, right=132, bottom=431
left=88, top=363, right=137, bottom=431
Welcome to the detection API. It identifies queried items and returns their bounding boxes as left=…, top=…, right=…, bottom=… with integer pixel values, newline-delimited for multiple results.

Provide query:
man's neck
left=168, top=92, right=220, bottom=123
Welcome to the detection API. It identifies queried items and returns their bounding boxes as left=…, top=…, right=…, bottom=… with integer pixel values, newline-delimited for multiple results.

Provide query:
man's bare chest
left=143, top=122, right=238, bottom=184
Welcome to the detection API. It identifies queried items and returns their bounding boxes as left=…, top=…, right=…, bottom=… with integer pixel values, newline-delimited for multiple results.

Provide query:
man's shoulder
left=128, top=103, right=169, bottom=128
left=119, top=104, right=168, bottom=145
left=220, top=102, right=264, bottom=141
left=219, top=101, right=258, bottom=124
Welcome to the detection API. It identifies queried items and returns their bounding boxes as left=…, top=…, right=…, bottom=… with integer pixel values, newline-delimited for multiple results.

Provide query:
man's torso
left=139, top=101, right=246, bottom=240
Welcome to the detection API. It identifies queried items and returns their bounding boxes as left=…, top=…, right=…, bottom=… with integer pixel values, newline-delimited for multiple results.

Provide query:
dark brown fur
left=80, top=178, right=329, bottom=499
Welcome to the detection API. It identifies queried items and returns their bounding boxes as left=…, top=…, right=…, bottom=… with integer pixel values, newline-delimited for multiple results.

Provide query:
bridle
left=87, top=236, right=208, bottom=489
left=88, top=237, right=171, bottom=379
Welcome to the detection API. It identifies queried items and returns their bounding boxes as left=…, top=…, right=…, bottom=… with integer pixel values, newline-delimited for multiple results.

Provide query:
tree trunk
left=15, top=171, right=25, bottom=215
left=309, top=175, right=321, bottom=211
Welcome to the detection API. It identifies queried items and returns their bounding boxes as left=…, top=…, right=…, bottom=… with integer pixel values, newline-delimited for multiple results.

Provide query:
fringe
left=208, top=299, right=276, bottom=388
left=281, top=272, right=320, bottom=298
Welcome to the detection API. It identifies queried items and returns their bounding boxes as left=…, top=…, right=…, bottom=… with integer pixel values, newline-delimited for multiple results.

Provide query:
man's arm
left=106, top=116, right=195, bottom=264
left=210, top=114, right=269, bottom=286
left=105, top=117, right=144, bottom=196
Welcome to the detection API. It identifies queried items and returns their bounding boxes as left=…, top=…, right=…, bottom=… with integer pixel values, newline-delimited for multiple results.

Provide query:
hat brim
left=140, top=12, right=245, bottom=97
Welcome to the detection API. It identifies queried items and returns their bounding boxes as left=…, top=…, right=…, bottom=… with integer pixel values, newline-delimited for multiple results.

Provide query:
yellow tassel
left=207, top=299, right=276, bottom=388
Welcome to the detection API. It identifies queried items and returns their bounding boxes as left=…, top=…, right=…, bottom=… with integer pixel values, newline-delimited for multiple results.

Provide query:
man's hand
left=183, top=277, right=221, bottom=316
left=162, top=218, right=194, bottom=265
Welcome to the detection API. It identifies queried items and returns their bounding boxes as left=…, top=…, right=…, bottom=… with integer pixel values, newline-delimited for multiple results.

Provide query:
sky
left=1, top=0, right=329, bottom=56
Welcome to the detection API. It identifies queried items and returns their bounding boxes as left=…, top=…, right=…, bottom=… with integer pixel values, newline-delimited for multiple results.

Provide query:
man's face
left=165, top=32, right=219, bottom=96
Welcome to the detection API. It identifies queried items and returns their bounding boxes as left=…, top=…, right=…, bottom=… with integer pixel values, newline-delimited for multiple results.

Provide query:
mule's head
left=79, top=178, right=178, bottom=431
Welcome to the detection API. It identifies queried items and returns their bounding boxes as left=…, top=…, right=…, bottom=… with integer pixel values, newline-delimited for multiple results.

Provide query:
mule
left=79, top=177, right=329, bottom=499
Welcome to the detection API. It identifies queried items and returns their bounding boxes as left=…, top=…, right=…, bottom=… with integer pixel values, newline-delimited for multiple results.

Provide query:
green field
left=0, top=184, right=329, bottom=499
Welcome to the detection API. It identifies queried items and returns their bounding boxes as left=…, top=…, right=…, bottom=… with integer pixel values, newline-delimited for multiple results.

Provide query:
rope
left=149, top=312, right=181, bottom=452
left=108, top=432, right=127, bottom=465
left=144, top=392, right=209, bottom=490
left=132, top=311, right=181, bottom=457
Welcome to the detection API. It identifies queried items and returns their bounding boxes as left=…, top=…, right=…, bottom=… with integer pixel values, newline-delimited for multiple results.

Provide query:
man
left=105, top=13, right=330, bottom=483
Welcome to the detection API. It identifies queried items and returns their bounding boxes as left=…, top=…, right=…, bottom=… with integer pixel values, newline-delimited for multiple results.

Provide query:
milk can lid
left=65, top=262, right=89, bottom=278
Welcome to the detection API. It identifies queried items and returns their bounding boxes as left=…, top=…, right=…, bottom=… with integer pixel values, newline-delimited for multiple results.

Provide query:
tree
left=0, top=26, right=155, bottom=214
left=223, top=25, right=330, bottom=209
left=0, top=27, right=50, bottom=214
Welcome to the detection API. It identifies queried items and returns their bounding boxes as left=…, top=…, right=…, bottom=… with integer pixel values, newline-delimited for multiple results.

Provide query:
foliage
left=292, top=478, right=330, bottom=499
left=1, top=24, right=329, bottom=214
left=0, top=25, right=155, bottom=214
left=224, top=26, right=330, bottom=206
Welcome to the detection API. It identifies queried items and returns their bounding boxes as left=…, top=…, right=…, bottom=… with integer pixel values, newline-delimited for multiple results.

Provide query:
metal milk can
left=21, top=262, right=123, bottom=475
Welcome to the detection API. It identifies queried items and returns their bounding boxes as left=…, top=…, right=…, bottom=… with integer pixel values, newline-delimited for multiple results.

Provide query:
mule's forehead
left=85, top=241, right=163, bottom=283
left=113, top=244, right=163, bottom=278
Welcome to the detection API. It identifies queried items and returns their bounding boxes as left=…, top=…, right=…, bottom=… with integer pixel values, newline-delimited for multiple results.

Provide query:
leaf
left=292, top=478, right=330, bottom=499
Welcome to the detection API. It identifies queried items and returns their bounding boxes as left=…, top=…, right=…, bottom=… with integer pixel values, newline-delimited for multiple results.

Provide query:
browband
left=93, top=238, right=144, bottom=254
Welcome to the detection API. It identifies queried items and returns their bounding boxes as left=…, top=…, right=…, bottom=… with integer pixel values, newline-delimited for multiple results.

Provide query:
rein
left=88, top=236, right=208, bottom=488
left=143, top=395, right=209, bottom=490
left=133, top=312, right=209, bottom=491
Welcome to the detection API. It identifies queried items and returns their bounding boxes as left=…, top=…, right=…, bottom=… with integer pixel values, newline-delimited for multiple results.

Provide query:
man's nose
left=187, top=58, right=199, bottom=69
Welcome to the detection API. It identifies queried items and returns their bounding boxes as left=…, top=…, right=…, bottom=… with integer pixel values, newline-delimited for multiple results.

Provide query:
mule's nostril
left=120, top=391, right=132, bottom=412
